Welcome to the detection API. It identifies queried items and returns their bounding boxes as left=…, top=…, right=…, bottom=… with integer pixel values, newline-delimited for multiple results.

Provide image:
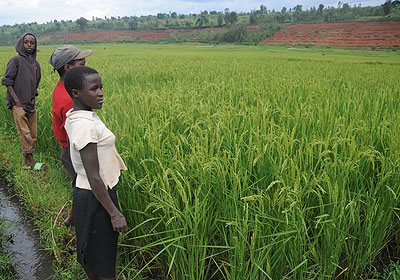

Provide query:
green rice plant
left=1, top=44, right=399, bottom=279
left=382, top=261, right=400, bottom=280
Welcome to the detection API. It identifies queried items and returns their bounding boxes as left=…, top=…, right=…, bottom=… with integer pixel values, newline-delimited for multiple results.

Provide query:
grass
left=0, top=166, right=17, bottom=280
left=382, top=261, right=400, bottom=280
left=0, top=43, right=399, bottom=279
left=0, top=214, right=18, bottom=280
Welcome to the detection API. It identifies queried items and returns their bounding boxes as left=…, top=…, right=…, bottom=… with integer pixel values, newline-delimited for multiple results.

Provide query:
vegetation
left=0, top=43, right=400, bottom=279
left=0, top=168, right=16, bottom=280
left=383, top=261, right=400, bottom=280
left=0, top=222, right=17, bottom=280
left=0, top=1, right=399, bottom=45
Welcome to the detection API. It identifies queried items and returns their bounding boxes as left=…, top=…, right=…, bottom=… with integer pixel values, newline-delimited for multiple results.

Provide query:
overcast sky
left=0, top=0, right=384, bottom=26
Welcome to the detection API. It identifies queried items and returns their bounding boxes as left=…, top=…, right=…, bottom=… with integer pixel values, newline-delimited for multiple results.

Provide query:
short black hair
left=56, top=59, right=76, bottom=77
left=64, top=66, right=99, bottom=98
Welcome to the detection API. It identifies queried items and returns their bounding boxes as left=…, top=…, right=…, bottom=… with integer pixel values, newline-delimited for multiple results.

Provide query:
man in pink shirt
left=48, top=45, right=93, bottom=225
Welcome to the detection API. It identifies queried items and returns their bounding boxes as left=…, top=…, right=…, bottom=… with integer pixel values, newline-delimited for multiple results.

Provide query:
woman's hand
left=110, top=212, right=129, bottom=233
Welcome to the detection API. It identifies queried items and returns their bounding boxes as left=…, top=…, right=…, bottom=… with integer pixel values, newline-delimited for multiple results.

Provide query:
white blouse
left=65, top=109, right=127, bottom=190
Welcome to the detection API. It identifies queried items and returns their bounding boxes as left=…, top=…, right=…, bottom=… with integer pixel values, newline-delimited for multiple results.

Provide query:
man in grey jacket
left=1, top=33, right=44, bottom=170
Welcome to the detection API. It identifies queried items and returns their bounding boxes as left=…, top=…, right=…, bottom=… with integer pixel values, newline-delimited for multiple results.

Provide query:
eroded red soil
left=263, top=21, right=400, bottom=47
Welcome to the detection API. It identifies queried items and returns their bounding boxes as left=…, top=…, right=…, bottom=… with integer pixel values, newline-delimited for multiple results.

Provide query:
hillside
left=40, top=27, right=225, bottom=44
left=2, top=1, right=400, bottom=46
left=37, top=21, right=400, bottom=48
left=263, top=21, right=400, bottom=47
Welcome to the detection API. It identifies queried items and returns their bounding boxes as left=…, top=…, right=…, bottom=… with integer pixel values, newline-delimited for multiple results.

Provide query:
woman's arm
left=80, top=142, right=128, bottom=233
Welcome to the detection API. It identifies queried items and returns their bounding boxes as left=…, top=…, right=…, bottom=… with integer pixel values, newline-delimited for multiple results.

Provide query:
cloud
left=0, top=0, right=384, bottom=26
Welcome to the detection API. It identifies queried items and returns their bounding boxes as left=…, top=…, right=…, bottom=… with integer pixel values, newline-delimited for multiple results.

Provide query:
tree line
left=0, top=1, right=399, bottom=45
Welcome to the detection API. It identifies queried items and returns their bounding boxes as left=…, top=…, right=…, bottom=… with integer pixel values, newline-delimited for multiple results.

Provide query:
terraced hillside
left=263, top=21, right=400, bottom=47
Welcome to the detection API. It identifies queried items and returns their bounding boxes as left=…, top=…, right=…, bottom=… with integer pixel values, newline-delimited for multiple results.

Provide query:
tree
left=171, top=12, right=177, bottom=18
left=281, top=7, right=287, bottom=13
left=383, top=0, right=392, bottom=15
left=54, top=21, right=61, bottom=31
left=294, top=5, right=303, bottom=13
left=230, top=12, right=238, bottom=24
left=224, top=12, right=230, bottom=25
left=324, top=7, right=336, bottom=21
left=249, top=12, right=258, bottom=24
left=260, top=4, right=267, bottom=14
left=318, top=4, right=324, bottom=13
left=294, top=5, right=303, bottom=22
left=224, top=11, right=238, bottom=25
left=76, top=17, right=88, bottom=30
left=196, top=14, right=209, bottom=28
left=342, top=3, right=350, bottom=15
left=217, top=14, right=223, bottom=26
left=128, top=18, right=138, bottom=30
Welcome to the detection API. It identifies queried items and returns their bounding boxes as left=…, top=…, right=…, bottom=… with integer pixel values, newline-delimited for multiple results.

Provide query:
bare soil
left=263, top=21, right=400, bottom=47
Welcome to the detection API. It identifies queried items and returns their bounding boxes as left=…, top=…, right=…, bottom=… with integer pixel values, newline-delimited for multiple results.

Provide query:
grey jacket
left=1, top=33, right=41, bottom=112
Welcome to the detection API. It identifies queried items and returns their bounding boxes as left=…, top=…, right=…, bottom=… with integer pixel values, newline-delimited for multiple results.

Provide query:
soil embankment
left=263, top=21, right=400, bottom=47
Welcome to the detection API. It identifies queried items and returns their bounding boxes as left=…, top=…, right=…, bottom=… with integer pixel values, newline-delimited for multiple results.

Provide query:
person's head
left=64, top=66, right=103, bottom=111
left=15, top=33, right=37, bottom=58
left=48, top=45, right=93, bottom=78
left=23, top=34, right=36, bottom=55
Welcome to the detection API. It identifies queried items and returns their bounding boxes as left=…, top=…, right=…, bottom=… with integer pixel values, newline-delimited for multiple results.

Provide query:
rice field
left=1, top=43, right=400, bottom=279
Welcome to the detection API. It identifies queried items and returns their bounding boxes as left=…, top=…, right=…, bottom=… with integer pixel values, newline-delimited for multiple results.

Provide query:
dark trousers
left=73, top=187, right=119, bottom=278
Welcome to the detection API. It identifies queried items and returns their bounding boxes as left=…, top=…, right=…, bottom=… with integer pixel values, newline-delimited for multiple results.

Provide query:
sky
left=0, top=0, right=385, bottom=26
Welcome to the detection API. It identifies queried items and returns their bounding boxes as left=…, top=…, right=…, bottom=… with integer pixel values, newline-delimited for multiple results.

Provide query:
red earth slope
left=263, top=21, right=400, bottom=47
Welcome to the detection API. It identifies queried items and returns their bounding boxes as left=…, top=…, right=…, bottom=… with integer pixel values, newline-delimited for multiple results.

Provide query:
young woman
left=64, top=66, right=128, bottom=280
